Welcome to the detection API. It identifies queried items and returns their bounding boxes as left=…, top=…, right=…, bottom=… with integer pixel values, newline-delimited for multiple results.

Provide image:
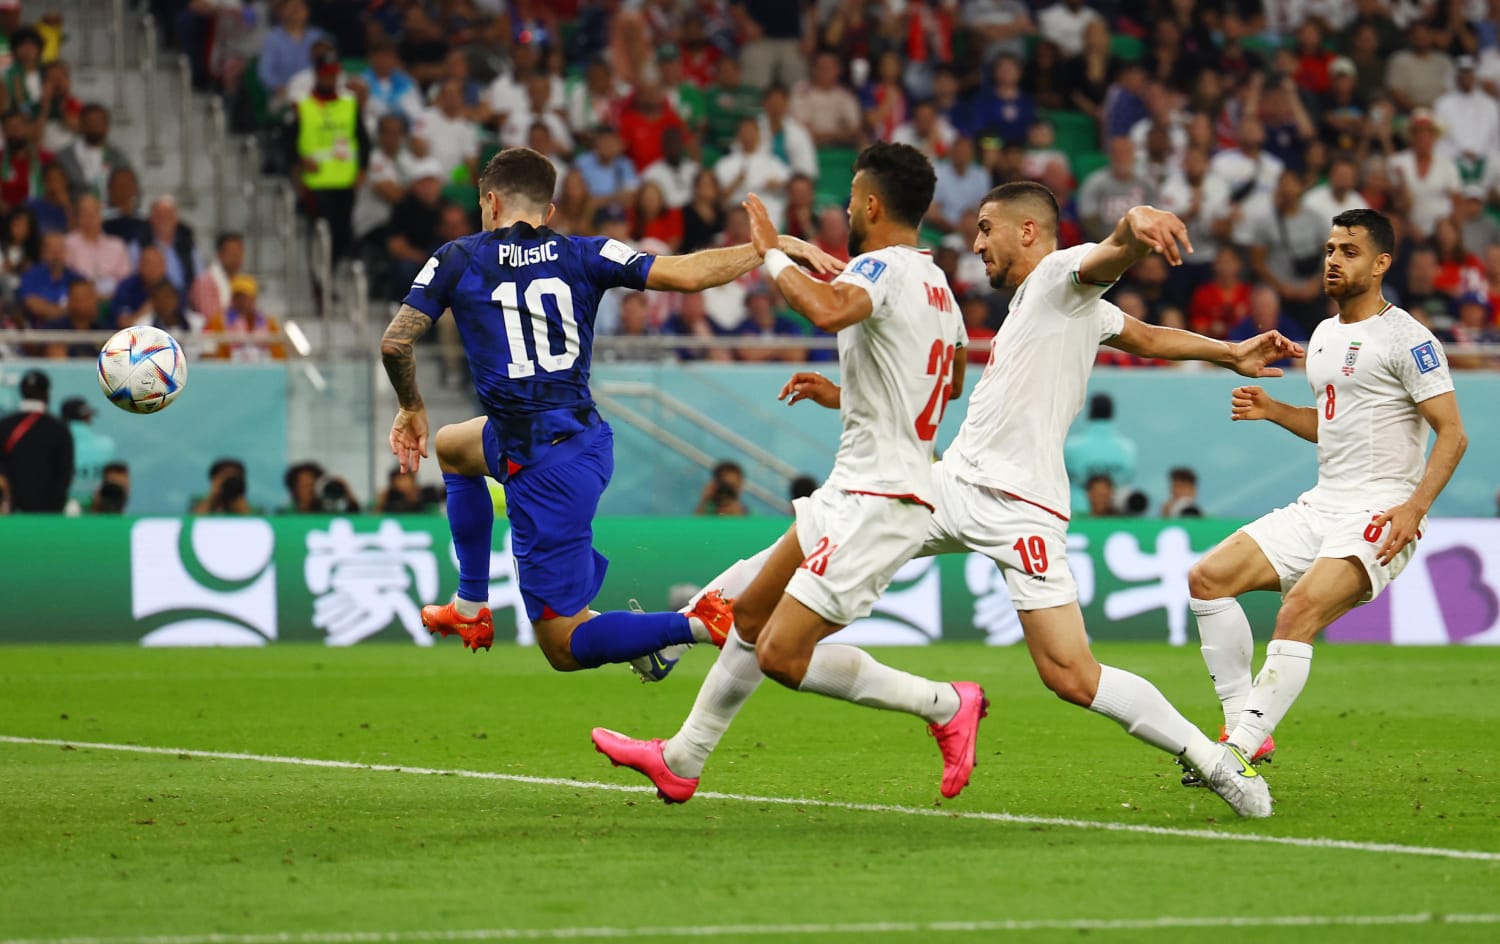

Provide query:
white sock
left=454, top=597, right=486, bottom=619
left=1089, top=664, right=1221, bottom=772
left=797, top=644, right=960, bottom=725
left=1229, top=640, right=1313, bottom=755
left=1192, top=596, right=1254, bottom=731
left=662, top=629, right=764, bottom=778
left=683, top=546, right=775, bottom=643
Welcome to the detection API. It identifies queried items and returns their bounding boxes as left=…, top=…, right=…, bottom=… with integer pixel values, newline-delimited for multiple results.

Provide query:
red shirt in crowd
left=618, top=100, right=684, bottom=170
left=1189, top=281, right=1251, bottom=340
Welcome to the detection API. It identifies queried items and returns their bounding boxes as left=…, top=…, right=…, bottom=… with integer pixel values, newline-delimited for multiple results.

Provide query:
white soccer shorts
left=786, top=486, right=932, bottom=627
left=1240, top=500, right=1424, bottom=603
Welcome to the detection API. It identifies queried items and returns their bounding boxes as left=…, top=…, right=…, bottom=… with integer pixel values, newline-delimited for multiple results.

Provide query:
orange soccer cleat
left=421, top=601, right=494, bottom=652
left=688, top=590, right=736, bottom=648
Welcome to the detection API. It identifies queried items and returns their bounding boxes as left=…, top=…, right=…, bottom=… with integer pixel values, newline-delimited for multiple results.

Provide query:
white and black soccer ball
left=97, top=325, right=188, bottom=414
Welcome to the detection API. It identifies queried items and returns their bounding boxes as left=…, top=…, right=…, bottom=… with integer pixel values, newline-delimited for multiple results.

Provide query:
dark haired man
left=1187, top=208, right=1467, bottom=792
left=594, top=141, right=980, bottom=803
left=605, top=179, right=1303, bottom=818
left=379, top=146, right=842, bottom=677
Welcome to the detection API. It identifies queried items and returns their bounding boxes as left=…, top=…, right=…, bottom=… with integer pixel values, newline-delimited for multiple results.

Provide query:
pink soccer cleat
left=592, top=727, right=699, bottom=804
left=928, top=682, right=989, bottom=799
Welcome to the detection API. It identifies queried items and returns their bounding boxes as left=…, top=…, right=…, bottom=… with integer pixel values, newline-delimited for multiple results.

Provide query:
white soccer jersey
left=944, top=242, right=1124, bottom=518
left=826, top=245, right=968, bottom=507
left=1301, top=303, right=1454, bottom=513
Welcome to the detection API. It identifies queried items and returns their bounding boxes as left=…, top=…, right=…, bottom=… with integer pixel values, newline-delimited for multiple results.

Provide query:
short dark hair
left=103, top=461, right=129, bottom=476
left=477, top=147, right=557, bottom=211
left=1331, top=208, right=1395, bottom=257
left=80, top=103, right=108, bottom=122
left=1085, top=473, right=1114, bottom=491
left=1170, top=467, right=1198, bottom=485
left=19, top=369, right=49, bottom=401
left=216, top=231, right=244, bottom=252
left=1089, top=393, right=1115, bottom=421
left=713, top=460, right=743, bottom=479
left=285, top=461, right=324, bottom=493
left=979, top=181, right=1060, bottom=235
left=852, top=142, right=936, bottom=229
left=210, top=458, right=245, bottom=480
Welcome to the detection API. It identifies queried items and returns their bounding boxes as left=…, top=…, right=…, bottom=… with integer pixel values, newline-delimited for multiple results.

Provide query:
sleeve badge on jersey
left=1410, top=341, right=1440, bottom=374
left=599, top=238, right=641, bottom=266
left=413, top=255, right=440, bottom=287
left=850, top=256, right=888, bottom=283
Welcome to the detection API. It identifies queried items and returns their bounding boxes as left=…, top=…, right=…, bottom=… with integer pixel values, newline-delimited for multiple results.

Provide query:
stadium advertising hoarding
left=1, top=516, right=1496, bottom=646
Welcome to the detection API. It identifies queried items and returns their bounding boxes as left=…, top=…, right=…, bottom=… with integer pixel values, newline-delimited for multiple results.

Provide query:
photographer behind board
left=283, top=461, right=361, bottom=514
left=192, top=458, right=254, bottom=515
left=695, top=460, right=749, bottom=517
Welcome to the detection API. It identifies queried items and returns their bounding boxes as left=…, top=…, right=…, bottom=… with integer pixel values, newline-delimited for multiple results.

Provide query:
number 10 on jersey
left=492, top=278, right=581, bottom=378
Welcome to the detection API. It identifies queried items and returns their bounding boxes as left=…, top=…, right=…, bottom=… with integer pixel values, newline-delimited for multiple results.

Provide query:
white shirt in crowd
left=758, top=116, right=819, bottom=180
left=1432, top=86, right=1500, bottom=161
left=411, top=106, right=480, bottom=180
left=1387, top=148, right=1461, bottom=238
left=715, top=149, right=791, bottom=227
left=1037, top=2, right=1101, bottom=59
left=1301, top=182, right=1370, bottom=223
left=1207, top=148, right=1285, bottom=201
left=1156, top=171, right=1233, bottom=264
left=945, top=242, right=1124, bottom=518
left=641, top=158, right=701, bottom=209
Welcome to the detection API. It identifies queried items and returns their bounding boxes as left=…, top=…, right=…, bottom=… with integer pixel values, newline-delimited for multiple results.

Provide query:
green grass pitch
left=1, top=643, right=1498, bottom=944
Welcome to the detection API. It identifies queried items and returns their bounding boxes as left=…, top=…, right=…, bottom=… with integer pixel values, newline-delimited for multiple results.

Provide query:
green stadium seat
left=1042, top=109, right=1098, bottom=157
left=341, top=58, right=368, bottom=77
left=1072, top=150, right=1109, bottom=182
left=1109, top=34, right=1144, bottom=62
left=815, top=146, right=857, bottom=207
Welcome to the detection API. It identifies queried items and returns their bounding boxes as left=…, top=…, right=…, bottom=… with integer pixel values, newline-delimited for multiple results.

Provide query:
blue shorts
left=483, top=418, right=613, bottom=621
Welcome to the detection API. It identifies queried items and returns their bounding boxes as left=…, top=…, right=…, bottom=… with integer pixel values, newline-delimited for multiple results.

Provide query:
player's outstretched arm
left=1077, top=205, right=1193, bottom=286
left=743, top=193, right=873, bottom=332
left=380, top=303, right=433, bottom=473
left=1105, top=316, right=1304, bottom=376
left=778, top=371, right=841, bottom=409
left=1231, top=385, right=1318, bottom=442
left=1371, top=392, right=1467, bottom=565
left=645, top=236, right=845, bottom=293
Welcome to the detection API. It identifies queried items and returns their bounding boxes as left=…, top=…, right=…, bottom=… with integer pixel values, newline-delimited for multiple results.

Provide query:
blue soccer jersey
left=403, top=222, right=654, bottom=468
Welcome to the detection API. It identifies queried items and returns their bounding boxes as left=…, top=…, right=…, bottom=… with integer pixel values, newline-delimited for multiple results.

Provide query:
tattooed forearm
left=380, top=304, right=432, bottom=410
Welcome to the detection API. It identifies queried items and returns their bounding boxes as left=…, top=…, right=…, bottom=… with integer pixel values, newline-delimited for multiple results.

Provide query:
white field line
left=3, top=735, right=1499, bottom=864
left=3, top=913, right=1500, bottom=943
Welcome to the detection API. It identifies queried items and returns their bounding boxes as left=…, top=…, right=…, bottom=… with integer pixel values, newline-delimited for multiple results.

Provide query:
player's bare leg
left=1018, top=602, right=1272, bottom=817
left=1226, top=557, right=1367, bottom=759
left=421, top=417, right=497, bottom=651
left=1188, top=533, right=1283, bottom=763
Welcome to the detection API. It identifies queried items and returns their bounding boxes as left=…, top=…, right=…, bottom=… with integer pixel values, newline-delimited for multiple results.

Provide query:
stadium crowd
left=0, top=0, right=1498, bottom=367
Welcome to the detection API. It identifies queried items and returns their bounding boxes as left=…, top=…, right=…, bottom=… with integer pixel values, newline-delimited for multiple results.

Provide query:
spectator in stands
left=1, top=206, right=39, bottom=298
left=0, top=110, right=45, bottom=210
left=628, top=181, right=682, bottom=251
left=791, top=51, right=861, bottom=148
left=1237, top=169, right=1326, bottom=331
left=565, top=59, right=623, bottom=141
left=1456, top=186, right=1500, bottom=264
left=734, top=0, right=810, bottom=90
left=258, top=0, right=327, bottom=109
left=1434, top=56, right=1499, bottom=180
left=1485, top=244, right=1500, bottom=317
left=35, top=61, right=78, bottom=153
left=1137, top=124, right=1177, bottom=193
left=1259, top=76, right=1318, bottom=174
left=375, top=466, right=433, bottom=514
left=893, top=99, right=957, bottom=163
left=40, top=280, right=102, bottom=359
left=1230, top=286, right=1307, bottom=369
left=2, top=26, right=43, bottom=117
left=1161, top=467, right=1202, bottom=518
left=1078, top=137, right=1154, bottom=243
left=759, top=84, right=817, bottom=181
left=1209, top=116, right=1284, bottom=203
left=862, top=50, right=908, bottom=142
left=353, top=114, right=415, bottom=245
left=1065, top=394, right=1137, bottom=516
left=188, top=232, right=246, bottom=324
left=279, top=38, right=346, bottom=107
left=101, top=166, right=149, bottom=248
left=663, top=291, right=730, bottom=362
left=703, top=56, right=761, bottom=154
left=617, top=77, right=682, bottom=172
left=501, top=70, right=573, bottom=153
left=1101, top=61, right=1148, bottom=141
left=575, top=125, right=638, bottom=206
left=1386, top=21, right=1452, bottom=112
left=1083, top=474, right=1116, bottom=518
left=1318, top=57, right=1366, bottom=155
left=141, top=195, right=200, bottom=293
left=1303, top=153, right=1368, bottom=222
left=930, top=136, right=989, bottom=235
left=1063, top=17, right=1116, bottom=122
left=961, top=292, right=995, bottom=366
left=1390, top=109, right=1461, bottom=240
left=55, top=103, right=130, bottom=203
left=396, top=5, right=452, bottom=86
left=412, top=78, right=479, bottom=185
left=440, top=49, right=489, bottom=124
left=1398, top=246, right=1454, bottom=330
left=110, top=245, right=168, bottom=328
left=680, top=168, right=725, bottom=254
left=0, top=369, right=72, bottom=512
left=695, top=459, right=748, bottom=516
left=715, top=118, right=790, bottom=226
left=1432, top=217, right=1485, bottom=298
left=289, top=50, right=368, bottom=263
left=27, top=163, right=71, bottom=234
left=526, top=122, right=570, bottom=198
left=385, top=158, right=446, bottom=300
left=1157, top=144, right=1230, bottom=294
left=734, top=285, right=800, bottom=363
left=1024, top=39, right=1068, bottom=112
left=549, top=167, right=597, bottom=236
left=966, top=0, right=1034, bottom=64
left=63, top=194, right=129, bottom=296
left=208, top=274, right=285, bottom=362
left=1038, top=0, right=1100, bottom=60
left=657, top=48, right=706, bottom=135
left=18, top=231, right=80, bottom=326
left=136, top=281, right=194, bottom=334
left=967, top=54, right=1034, bottom=146
left=814, top=204, right=851, bottom=267
left=1128, top=82, right=1186, bottom=165
left=191, top=458, right=253, bottom=515
left=641, top=126, right=698, bottom=210
left=351, top=39, right=423, bottom=134
left=1444, top=293, right=1500, bottom=369
left=1189, top=247, right=1252, bottom=342
left=783, top=174, right=816, bottom=241
left=91, top=461, right=129, bottom=514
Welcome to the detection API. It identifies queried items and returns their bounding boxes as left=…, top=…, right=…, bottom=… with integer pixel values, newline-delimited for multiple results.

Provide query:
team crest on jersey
left=851, top=256, right=888, bottom=283
left=1411, top=341, right=1440, bottom=374
left=1341, top=340, right=1362, bottom=376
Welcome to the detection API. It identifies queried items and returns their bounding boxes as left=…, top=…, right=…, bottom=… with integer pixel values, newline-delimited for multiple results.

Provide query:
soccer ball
left=97, top=326, right=188, bottom=414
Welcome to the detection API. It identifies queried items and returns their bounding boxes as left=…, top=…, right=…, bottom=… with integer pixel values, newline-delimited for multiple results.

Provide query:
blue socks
left=569, top=610, right=695, bottom=668
left=443, top=472, right=493, bottom=605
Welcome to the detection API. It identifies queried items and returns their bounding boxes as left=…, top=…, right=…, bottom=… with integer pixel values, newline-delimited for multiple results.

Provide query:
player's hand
left=743, top=193, right=781, bottom=257
left=1229, top=330, right=1304, bottom=378
left=1371, top=502, right=1424, bottom=566
left=778, top=235, right=846, bottom=276
left=778, top=371, right=841, bottom=409
left=390, top=406, right=429, bottom=474
left=1230, top=385, right=1276, bottom=422
left=1124, top=206, right=1193, bottom=266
